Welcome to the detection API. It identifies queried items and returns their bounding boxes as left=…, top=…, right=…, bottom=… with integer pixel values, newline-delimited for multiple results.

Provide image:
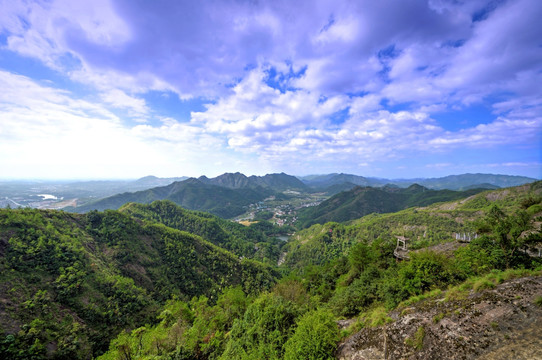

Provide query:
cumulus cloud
left=191, top=68, right=540, bottom=172
left=191, top=68, right=350, bottom=151
left=0, top=71, right=250, bottom=178
left=429, top=116, right=541, bottom=149
left=0, top=0, right=540, bottom=177
left=3, top=0, right=540, bottom=105
left=100, top=89, right=149, bottom=122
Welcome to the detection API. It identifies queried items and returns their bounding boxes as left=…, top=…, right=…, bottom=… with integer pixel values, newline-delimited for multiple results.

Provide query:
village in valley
left=235, top=191, right=327, bottom=227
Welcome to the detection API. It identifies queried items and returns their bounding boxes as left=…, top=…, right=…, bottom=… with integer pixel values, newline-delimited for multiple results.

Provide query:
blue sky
left=0, top=0, right=540, bottom=180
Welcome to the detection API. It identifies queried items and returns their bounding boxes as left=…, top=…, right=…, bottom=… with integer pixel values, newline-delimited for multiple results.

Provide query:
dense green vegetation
left=299, top=172, right=536, bottom=191
left=118, top=201, right=283, bottom=265
left=91, top=182, right=541, bottom=359
left=296, top=184, right=487, bottom=228
left=0, top=207, right=277, bottom=358
left=1, top=182, right=541, bottom=359
left=74, top=173, right=308, bottom=218
left=288, top=182, right=542, bottom=268
left=199, top=172, right=308, bottom=192
left=75, top=178, right=274, bottom=218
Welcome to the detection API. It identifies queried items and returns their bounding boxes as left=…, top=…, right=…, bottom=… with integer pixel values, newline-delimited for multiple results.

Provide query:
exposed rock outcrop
left=337, top=276, right=542, bottom=359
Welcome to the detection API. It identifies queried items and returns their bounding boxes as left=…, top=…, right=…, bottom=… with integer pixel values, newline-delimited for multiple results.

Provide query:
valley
left=3, top=172, right=534, bottom=213
left=233, top=191, right=328, bottom=227
left=0, top=174, right=541, bottom=359
left=3, top=1, right=540, bottom=359
left=0, top=176, right=187, bottom=210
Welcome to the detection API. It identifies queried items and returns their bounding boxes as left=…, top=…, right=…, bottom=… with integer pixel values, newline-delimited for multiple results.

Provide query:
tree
left=283, top=309, right=339, bottom=360
left=398, top=250, right=454, bottom=295
left=478, top=205, right=537, bottom=268
left=220, top=293, right=299, bottom=360
left=349, top=241, right=375, bottom=274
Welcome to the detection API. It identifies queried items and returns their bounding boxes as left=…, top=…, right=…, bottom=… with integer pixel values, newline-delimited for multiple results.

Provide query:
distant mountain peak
left=301, top=172, right=537, bottom=191
left=136, top=175, right=158, bottom=181
left=196, top=172, right=307, bottom=191
left=405, top=183, right=427, bottom=192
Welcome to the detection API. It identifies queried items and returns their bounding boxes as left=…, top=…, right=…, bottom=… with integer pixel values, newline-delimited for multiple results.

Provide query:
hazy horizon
left=0, top=171, right=539, bottom=183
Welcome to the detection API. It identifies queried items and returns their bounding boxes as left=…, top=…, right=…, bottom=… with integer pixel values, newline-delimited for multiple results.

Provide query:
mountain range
left=74, top=178, right=271, bottom=218
left=299, top=172, right=537, bottom=191
left=74, top=173, right=305, bottom=217
left=71, top=172, right=537, bottom=219
left=299, top=173, right=385, bottom=189
left=1, top=178, right=541, bottom=359
left=295, top=184, right=489, bottom=228
left=0, top=176, right=187, bottom=208
left=198, top=172, right=308, bottom=191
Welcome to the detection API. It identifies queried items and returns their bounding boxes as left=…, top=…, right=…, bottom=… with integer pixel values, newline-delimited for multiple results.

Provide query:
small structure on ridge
left=394, top=236, right=410, bottom=261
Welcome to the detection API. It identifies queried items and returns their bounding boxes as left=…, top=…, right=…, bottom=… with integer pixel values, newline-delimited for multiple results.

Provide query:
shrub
left=527, top=204, right=542, bottom=215
left=283, top=309, right=339, bottom=360
left=444, top=286, right=468, bottom=302
left=220, top=293, right=300, bottom=360
left=363, top=306, right=393, bottom=328
left=473, top=278, right=496, bottom=292
left=398, top=251, right=454, bottom=296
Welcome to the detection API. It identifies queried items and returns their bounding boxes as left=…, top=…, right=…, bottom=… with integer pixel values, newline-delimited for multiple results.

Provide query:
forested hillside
left=118, top=200, right=283, bottom=264
left=96, top=182, right=542, bottom=360
left=198, top=172, right=308, bottom=191
left=287, top=182, right=542, bottom=269
left=1, top=182, right=541, bottom=359
left=75, top=178, right=274, bottom=218
left=299, top=173, right=537, bottom=191
left=0, top=208, right=277, bottom=358
left=296, top=184, right=487, bottom=228
left=73, top=173, right=307, bottom=218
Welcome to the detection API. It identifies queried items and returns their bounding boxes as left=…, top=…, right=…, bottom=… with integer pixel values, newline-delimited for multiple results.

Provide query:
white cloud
left=100, top=89, right=149, bottom=119
left=429, top=117, right=541, bottom=149
left=496, top=162, right=541, bottom=168
left=3, top=0, right=540, bottom=108
left=0, top=70, right=242, bottom=178
left=191, top=68, right=352, bottom=152
left=190, top=68, right=540, bottom=171
left=2, top=0, right=130, bottom=69
left=313, top=15, right=360, bottom=45
left=437, top=0, right=542, bottom=103
left=425, top=163, right=453, bottom=168
left=349, top=94, right=382, bottom=114
left=0, top=0, right=540, bottom=178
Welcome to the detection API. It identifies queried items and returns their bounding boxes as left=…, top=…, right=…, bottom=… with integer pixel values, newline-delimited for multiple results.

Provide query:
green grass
left=449, top=268, right=542, bottom=298
left=473, top=278, right=496, bottom=292
left=398, top=288, right=443, bottom=309
left=444, top=286, right=469, bottom=302
left=432, top=313, right=445, bottom=323
left=340, top=319, right=364, bottom=340
left=405, top=326, right=425, bottom=350
left=490, top=321, right=499, bottom=330
left=355, top=306, right=393, bottom=328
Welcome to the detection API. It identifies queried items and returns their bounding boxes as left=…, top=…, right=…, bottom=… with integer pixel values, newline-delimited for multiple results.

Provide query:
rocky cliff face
left=336, top=276, right=542, bottom=360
